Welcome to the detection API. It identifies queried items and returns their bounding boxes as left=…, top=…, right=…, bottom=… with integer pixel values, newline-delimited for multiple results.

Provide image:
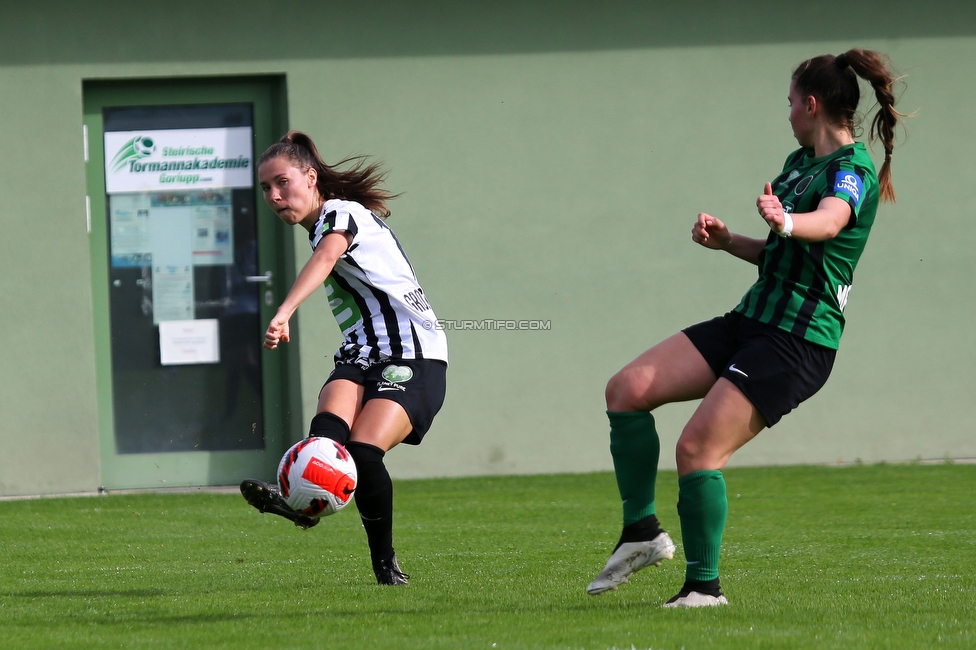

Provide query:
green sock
left=607, top=411, right=660, bottom=526
left=677, top=469, right=727, bottom=582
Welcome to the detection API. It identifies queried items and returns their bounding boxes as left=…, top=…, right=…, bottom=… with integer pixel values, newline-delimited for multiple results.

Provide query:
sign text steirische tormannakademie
left=126, top=157, right=249, bottom=172
left=104, top=127, right=253, bottom=194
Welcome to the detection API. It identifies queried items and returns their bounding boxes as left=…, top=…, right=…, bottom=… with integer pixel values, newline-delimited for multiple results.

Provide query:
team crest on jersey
left=833, top=172, right=863, bottom=205
left=793, top=175, right=814, bottom=196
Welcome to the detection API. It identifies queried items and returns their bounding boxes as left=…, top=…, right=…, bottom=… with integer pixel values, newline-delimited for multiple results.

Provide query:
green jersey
left=734, top=143, right=879, bottom=349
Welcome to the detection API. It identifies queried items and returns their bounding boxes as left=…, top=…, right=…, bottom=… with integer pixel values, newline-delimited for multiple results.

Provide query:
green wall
left=1, top=1, right=974, bottom=494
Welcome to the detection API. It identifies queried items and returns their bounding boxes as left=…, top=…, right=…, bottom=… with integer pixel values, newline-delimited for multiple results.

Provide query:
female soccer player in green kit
left=587, top=49, right=907, bottom=607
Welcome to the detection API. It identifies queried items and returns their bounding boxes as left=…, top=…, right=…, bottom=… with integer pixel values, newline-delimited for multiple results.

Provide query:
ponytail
left=793, top=49, right=907, bottom=202
left=259, top=131, right=399, bottom=217
left=836, top=50, right=905, bottom=202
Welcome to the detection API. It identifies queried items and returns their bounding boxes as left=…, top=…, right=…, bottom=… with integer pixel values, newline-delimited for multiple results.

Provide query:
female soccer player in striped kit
left=587, top=50, right=906, bottom=606
left=241, top=131, right=448, bottom=586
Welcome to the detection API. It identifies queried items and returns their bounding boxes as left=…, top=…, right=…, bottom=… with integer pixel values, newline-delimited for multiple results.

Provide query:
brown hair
left=258, top=131, right=399, bottom=218
left=792, top=49, right=906, bottom=202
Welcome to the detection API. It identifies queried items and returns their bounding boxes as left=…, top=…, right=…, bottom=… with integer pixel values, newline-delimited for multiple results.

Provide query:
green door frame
left=84, top=76, right=303, bottom=489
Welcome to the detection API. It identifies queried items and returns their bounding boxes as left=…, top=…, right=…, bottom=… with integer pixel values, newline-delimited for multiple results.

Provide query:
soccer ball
left=277, top=437, right=357, bottom=518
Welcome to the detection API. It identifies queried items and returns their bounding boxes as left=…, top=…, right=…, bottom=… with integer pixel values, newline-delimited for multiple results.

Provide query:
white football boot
left=586, top=531, right=676, bottom=595
left=662, top=590, right=729, bottom=608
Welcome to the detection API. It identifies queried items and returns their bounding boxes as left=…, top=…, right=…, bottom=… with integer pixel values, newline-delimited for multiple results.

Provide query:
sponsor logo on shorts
left=382, top=365, right=414, bottom=383
left=728, top=364, right=748, bottom=377
left=833, top=171, right=863, bottom=205
left=377, top=365, right=414, bottom=393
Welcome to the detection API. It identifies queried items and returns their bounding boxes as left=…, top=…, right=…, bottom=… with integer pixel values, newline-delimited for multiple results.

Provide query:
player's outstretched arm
left=265, top=231, right=351, bottom=350
left=692, top=212, right=764, bottom=265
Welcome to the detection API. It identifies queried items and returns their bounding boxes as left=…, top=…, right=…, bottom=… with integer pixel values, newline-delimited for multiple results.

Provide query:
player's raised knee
left=675, top=424, right=717, bottom=473
left=605, top=368, right=649, bottom=412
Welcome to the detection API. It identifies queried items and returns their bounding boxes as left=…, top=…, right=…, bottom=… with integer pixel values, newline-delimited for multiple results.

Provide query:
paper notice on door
left=159, top=319, right=220, bottom=365
left=150, top=203, right=194, bottom=324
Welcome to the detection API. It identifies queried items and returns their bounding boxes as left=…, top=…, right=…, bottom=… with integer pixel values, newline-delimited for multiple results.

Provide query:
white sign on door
left=104, top=127, right=253, bottom=193
left=159, top=319, right=221, bottom=366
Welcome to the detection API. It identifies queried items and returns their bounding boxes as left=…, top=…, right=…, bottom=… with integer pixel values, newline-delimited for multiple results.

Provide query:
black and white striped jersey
left=309, top=199, right=448, bottom=365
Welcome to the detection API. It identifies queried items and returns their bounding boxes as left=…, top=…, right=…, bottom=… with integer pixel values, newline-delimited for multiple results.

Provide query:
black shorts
left=682, top=312, right=836, bottom=427
left=325, top=358, right=447, bottom=445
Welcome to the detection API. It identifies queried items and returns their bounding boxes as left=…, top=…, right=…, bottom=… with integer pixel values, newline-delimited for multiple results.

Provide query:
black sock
left=616, top=514, right=664, bottom=549
left=308, top=412, right=351, bottom=446
left=346, top=441, right=395, bottom=565
left=681, top=577, right=722, bottom=597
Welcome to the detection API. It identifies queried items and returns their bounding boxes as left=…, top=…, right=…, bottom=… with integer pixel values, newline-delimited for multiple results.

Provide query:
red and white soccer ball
left=277, top=437, right=357, bottom=518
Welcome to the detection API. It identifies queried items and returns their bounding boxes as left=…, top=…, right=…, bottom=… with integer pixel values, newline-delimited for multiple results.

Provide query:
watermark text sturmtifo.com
left=422, top=319, right=551, bottom=331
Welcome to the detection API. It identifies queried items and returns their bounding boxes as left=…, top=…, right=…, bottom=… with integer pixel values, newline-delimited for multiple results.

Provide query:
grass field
left=1, top=464, right=974, bottom=649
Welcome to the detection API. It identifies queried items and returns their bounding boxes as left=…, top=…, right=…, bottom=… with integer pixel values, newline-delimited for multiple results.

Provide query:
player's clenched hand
left=265, top=314, right=291, bottom=350
left=757, top=182, right=787, bottom=233
left=692, top=212, right=732, bottom=250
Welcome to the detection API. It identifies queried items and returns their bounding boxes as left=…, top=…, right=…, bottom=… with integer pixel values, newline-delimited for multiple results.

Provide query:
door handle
left=245, top=271, right=273, bottom=286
